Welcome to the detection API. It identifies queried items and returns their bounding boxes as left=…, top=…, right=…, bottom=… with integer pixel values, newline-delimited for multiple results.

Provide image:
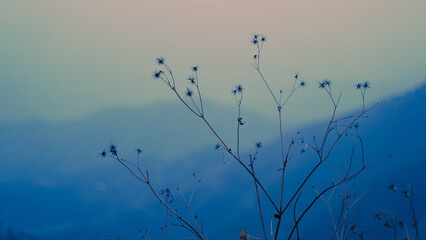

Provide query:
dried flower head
left=318, top=80, right=327, bottom=89
left=156, top=57, right=165, bottom=65
left=236, top=84, right=243, bottom=93
left=238, top=117, right=245, bottom=126
left=363, top=81, right=371, bottom=89
left=323, top=79, right=331, bottom=86
left=191, top=66, right=199, bottom=72
left=100, top=150, right=107, bottom=157
left=187, top=77, right=196, bottom=85
left=239, top=230, right=249, bottom=240
left=388, top=183, right=397, bottom=192
left=185, top=88, right=193, bottom=97
left=152, top=70, right=163, bottom=79
left=384, top=220, right=391, bottom=228
left=403, top=188, right=409, bottom=198
left=109, top=144, right=117, bottom=156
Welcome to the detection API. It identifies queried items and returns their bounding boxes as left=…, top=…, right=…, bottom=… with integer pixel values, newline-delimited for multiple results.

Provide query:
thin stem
left=190, top=96, right=202, bottom=115
left=159, top=60, right=279, bottom=212
left=293, top=191, right=303, bottom=240
left=283, top=107, right=373, bottom=214
left=237, top=103, right=241, bottom=159
left=177, top=188, right=208, bottom=240
left=195, top=72, right=204, bottom=115
left=113, top=154, right=205, bottom=239
left=172, top=87, right=201, bottom=117
left=250, top=155, right=267, bottom=240
left=163, top=208, right=168, bottom=240
left=287, top=154, right=389, bottom=240
left=288, top=168, right=365, bottom=240
left=201, top=116, right=280, bottom=212
left=252, top=66, right=279, bottom=106
left=279, top=107, right=285, bottom=208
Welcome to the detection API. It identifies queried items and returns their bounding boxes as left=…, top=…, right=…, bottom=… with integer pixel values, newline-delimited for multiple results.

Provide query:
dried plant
left=351, top=182, right=425, bottom=240
left=101, top=34, right=391, bottom=239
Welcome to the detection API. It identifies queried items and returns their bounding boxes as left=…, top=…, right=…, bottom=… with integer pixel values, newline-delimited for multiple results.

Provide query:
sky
left=1, top=0, right=425, bottom=125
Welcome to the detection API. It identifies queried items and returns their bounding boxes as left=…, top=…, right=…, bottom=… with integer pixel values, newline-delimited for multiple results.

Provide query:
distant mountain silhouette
left=0, top=100, right=276, bottom=181
left=247, top=82, right=426, bottom=239
left=0, top=83, right=425, bottom=239
left=0, top=100, right=277, bottom=239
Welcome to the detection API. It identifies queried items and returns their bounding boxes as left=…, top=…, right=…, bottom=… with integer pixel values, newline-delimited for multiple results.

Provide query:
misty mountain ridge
left=0, top=82, right=425, bottom=239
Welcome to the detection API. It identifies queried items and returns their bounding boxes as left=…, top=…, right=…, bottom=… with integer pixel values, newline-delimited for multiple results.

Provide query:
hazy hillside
left=0, top=83, right=425, bottom=239
left=0, top=100, right=278, bottom=239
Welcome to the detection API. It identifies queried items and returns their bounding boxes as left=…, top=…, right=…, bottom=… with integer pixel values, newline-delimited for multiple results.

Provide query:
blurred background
left=0, top=0, right=425, bottom=239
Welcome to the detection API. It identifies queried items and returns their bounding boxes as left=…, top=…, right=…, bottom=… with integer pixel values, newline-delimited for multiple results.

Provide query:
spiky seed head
left=156, top=57, right=165, bottom=65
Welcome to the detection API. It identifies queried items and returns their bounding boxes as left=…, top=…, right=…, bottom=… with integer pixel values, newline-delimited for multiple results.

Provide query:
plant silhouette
left=101, top=34, right=391, bottom=239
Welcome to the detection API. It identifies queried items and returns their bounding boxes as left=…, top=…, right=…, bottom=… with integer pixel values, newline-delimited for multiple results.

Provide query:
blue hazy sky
left=1, top=0, right=425, bottom=124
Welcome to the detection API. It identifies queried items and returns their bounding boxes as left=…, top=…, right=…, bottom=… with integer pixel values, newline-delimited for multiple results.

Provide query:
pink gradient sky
left=1, top=0, right=425, bottom=124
